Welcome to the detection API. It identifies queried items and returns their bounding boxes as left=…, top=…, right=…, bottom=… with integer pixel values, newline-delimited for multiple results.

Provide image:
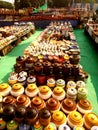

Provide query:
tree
left=14, top=0, right=31, bottom=10
left=14, top=0, right=45, bottom=10
left=51, top=0, right=70, bottom=8
left=20, top=0, right=31, bottom=9
left=14, top=0, right=20, bottom=10
left=0, top=1, right=13, bottom=9
left=30, top=0, right=45, bottom=8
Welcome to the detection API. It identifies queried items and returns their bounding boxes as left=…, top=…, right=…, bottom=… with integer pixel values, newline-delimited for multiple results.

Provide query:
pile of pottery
left=0, top=22, right=35, bottom=51
left=0, top=82, right=98, bottom=130
left=0, top=21, right=97, bottom=130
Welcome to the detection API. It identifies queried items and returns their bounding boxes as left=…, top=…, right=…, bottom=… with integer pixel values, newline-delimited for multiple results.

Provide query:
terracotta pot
left=15, top=106, right=26, bottom=123
left=3, top=96, right=16, bottom=106
left=61, top=98, right=77, bottom=114
left=46, top=98, right=60, bottom=112
left=39, top=108, right=51, bottom=126
left=34, top=62, right=42, bottom=74
left=26, top=107, right=38, bottom=125
left=2, top=105, right=15, bottom=122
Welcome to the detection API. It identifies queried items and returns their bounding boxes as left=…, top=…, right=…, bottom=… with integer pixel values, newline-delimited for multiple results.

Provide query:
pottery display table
left=85, top=21, right=98, bottom=44
left=0, top=22, right=35, bottom=56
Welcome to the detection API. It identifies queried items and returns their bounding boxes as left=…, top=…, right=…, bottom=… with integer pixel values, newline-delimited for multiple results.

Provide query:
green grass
left=74, top=29, right=98, bottom=115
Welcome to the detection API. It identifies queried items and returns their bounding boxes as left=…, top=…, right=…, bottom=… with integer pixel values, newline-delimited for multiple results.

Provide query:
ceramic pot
left=39, top=108, right=51, bottom=126
left=61, top=98, right=77, bottom=114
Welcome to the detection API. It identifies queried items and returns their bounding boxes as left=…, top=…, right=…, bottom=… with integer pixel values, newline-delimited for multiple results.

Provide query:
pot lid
left=40, top=86, right=50, bottom=93
left=53, top=87, right=64, bottom=94
left=52, top=111, right=65, bottom=122
left=12, top=83, right=23, bottom=90
left=69, top=111, right=83, bottom=123
left=84, top=113, right=98, bottom=125
left=27, top=84, right=38, bottom=91
left=0, top=83, right=10, bottom=90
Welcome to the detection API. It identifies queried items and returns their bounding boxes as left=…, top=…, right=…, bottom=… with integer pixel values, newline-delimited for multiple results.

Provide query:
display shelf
left=0, top=22, right=35, bottom=56
left=85, top=20, right=98, bottom=45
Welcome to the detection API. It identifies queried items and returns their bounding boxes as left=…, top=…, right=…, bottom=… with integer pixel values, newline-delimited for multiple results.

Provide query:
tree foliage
left=0, top=1, right=13, bottom=9
left=14, top=0, right=45, bottom=10
left=14, top=0, right=97, bottom=9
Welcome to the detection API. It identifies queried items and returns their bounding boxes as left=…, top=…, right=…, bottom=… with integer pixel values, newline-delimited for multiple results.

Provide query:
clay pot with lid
left=26, top=107, right=38, bottom=125
left=61, top=98, right=77, bottom=114
left=8, top=75, right=18, bottom=85
left=56, top=79, right=65, bottom=88
left=67, top=111, right=83, bottom=128
left=77, top=87, right=88, bottom=100
left=15, top=106, right=26, bottom=123
left=43, top=61, right=52, bottom=74
left=66, top=80, right=76, bottom=90
left=25, top=56, right=33, bottom=68
left=14, top=64, right=23, bottom=73
left=38, top=85, right=52, bottom=100
left=62, top=63, right=71, bottom=76
left=30, top=96, right=45, bottom=111
left=2, top=105, right=15, bottom=122
left=19, top=71, right=27, bottom=78
left=47, top=78, right=56, bottom=88
left=0, top=83, right=11, bottom=97
left=69, top=55, right=81, bottom=65
left=39, top=108, right=51, bottom=126
left=27, top=76, right=36, bottom=84
left=16, top=56, right=25, bottom=67
left=11, top=83, right=24, bottom=97
left=67, top=87, right=77, bottom=101
left=16, top=94, right=30, bottom=107
left=52, top=87, right=65, bottom=101
left=51, top=110, right=66, bottom=127
left=84, top=112, right=98, bottom=129
left=46, top=98, right=60, bottom=113
left=76, top=80, right=86, bottom=89
left=36, top=67, right=47, bottom=86
left=25, top=84, right=39, bottom=98
left=77, top=99, right=92, bottom=114
left=3, top=96, right=16, bottom=106
left=47, top=66, right=55, bottom=80
left=71, top=65, right=79, bottom=76
left=17, top=76, right=27, bottom=86
left=34, top=61, right=42, bottom=74
left=28, top=69, right=36, bottom=77
left=76, top=71, right=88, bottom=82
left=53, top=62, right=62, bottom=75
left=56, top=66, right=64, bottom=80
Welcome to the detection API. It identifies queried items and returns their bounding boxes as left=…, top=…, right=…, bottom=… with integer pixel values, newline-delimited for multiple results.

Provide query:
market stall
left=0, top=21, right=98, bottom=130
left=85, top=20, right=98, bottom=45
left=0, top=22, right=35, bottom=56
